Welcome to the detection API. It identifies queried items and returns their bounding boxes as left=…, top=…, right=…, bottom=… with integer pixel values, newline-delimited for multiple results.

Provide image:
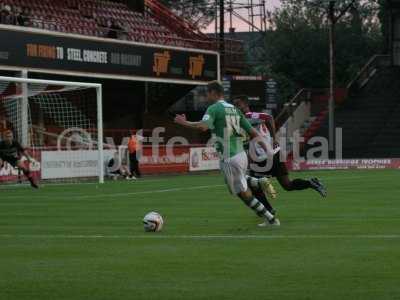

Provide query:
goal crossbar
left=0, top=76, right=102, bottom=89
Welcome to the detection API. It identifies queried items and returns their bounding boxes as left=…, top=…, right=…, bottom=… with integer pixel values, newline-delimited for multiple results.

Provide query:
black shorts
left=0, top=155, right=19, bottom=168
left=249, top=151, right=288, bottom=178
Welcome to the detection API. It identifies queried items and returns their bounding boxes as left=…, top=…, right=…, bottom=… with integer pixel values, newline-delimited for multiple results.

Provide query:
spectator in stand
left=16, top=7, right=31, bottom=27
left=118, top=21, right=129, bottom=40
left=95, top=16, right=108, bottom=37
left=128, top=132, right=142, bottom=179
left=0, top=5, right=6, bottom=23
left=107, top=19, right=122, bottom=39
left=0, top=5, right=16, bottom=25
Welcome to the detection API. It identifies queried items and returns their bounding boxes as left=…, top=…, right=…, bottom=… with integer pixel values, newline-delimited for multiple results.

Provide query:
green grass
left=1, top=170, right=400, bottom=300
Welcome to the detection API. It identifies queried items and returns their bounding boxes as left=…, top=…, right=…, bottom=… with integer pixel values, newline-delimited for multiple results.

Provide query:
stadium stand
left=312, top=56, right=400, bottom=158
left=0, top=0, right=244, bottom=68
left=0, top=0, right=197, bottom=47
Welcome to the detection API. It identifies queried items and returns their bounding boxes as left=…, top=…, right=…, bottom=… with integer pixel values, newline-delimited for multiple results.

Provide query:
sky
left=205, top=0, right=282, bottom=33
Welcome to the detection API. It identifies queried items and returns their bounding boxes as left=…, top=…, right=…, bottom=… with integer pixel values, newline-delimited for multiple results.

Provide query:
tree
left=258, top=0, right=383, bottom=97
left=377, top=0, right=389, bottom=52
left=159, top=0, right=215, bottom=30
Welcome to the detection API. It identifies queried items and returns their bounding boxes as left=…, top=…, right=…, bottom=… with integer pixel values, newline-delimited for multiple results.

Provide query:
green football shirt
left=202, top=100, right=253, bottom=158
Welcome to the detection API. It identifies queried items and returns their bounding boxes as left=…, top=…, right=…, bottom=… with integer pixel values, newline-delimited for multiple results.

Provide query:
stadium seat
left=3, top=0, right=193, bottom=47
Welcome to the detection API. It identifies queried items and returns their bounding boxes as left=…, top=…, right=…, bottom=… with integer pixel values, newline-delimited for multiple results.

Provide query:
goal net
left=0, top=76, right=105, bottom=185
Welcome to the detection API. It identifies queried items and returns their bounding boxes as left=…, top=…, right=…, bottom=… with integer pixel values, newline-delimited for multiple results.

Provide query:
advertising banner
left=189, top=147, right=220, bottom=171
left=290, top=159, right=400, bottom=171
left=41, top=150, right=114, bottom=179
left=140, top=146, right=190, bottom=174
left=0, top=26, right=218, bottom=83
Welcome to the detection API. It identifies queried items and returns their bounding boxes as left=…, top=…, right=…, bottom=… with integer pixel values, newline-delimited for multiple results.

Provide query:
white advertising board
left=41, top=150, right=114, bottom=179
left=189, top=147, right=220, bottom=171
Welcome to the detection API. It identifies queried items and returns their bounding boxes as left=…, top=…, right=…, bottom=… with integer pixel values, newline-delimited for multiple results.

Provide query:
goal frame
left=0, top=76, right=104, bottom=183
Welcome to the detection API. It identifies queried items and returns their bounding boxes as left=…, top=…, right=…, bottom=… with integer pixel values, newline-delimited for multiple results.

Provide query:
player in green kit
left=175, top=81, right=279, bottom=227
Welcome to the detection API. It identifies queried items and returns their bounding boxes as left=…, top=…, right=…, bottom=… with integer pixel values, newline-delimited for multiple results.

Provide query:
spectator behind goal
left=128, top=132, right=142, bottom=179
left=107, top=151, right=132, bottom=180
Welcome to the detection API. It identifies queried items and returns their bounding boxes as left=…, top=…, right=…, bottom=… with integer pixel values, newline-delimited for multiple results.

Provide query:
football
left=143, top=212, right=164, bottom=232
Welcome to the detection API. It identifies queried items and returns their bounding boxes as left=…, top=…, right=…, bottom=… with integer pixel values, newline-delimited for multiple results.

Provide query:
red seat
left=3, top=0, right=184, bottom=46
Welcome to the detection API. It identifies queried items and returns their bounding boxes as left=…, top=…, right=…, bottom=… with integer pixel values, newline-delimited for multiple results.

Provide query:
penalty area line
left=0, top=234, right=399, bottom=240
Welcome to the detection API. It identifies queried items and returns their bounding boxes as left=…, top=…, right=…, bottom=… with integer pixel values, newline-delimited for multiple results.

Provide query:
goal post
left=0, top=76, right=104, bottom=184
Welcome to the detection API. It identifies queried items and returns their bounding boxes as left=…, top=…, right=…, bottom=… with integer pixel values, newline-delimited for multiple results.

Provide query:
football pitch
left=1, top=169, right=399, bottom=300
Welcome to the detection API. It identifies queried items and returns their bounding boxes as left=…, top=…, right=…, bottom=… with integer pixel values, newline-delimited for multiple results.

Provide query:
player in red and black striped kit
left=233, top=96, right=326, bottom=201
left=0, top=130, right=39, bottom=188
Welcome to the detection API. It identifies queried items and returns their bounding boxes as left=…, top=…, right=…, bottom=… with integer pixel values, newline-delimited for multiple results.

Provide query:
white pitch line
left=0, top=174, right=374, bottom=189
left=0, top=234, right=399, bottom=239
left=0, top=173, right=392, bottom=200
left=78, top=184, right=226, bottom=199
left=1, top=184, right=226, bottom=200
left=0, top=173, right=384, bottom=196
left=0, top=177, right=207, bottom=190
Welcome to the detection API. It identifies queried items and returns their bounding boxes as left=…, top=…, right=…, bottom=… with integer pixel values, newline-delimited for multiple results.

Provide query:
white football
left=143, top=212, right=164, bottom=232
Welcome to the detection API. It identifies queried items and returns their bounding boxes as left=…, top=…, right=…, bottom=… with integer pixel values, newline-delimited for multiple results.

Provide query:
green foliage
left=377, top=0, right=389, bottom=51
left=256, top=0, right=383, bottom=100
left=159, top=0, right=215, bottom=29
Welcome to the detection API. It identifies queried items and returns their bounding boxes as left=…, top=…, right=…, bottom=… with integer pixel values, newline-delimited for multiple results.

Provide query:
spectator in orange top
left=128, top=132, right=141, bottom=179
